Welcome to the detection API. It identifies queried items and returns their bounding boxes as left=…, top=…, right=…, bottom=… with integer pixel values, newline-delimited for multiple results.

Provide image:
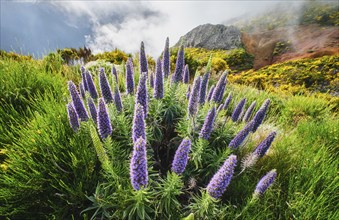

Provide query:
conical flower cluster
left=199, top=106, right=216, bottom=140
left=228, top=120, right=254, bottom=149
left=79, top=82, right=85, bottom=99
left=223, top=93, right=232, bottom=110
left=81, top=66, right=88, bottom=91
left=136, top=73, right=148, bottom=117
left=171, top=138, right=191, bottom=175
left=85, top=71, right=98, bottom=99
left=112, top=66, right=118, bottom=82
left=150, top=72, right=154, bottom=88
left=199, top=72, right=210, bottom=105
left=211, top=71, right=227, bottom=103
left=114, top=85, right=123, bottom=112
left=130, top=137, right=148, bottom=190
left=188, top=76, right=201, bottom=117
left=207, top=85, right=215, bottom=102
left=243, top=101, right=256, bottom=122
left=252, top=99, right=270, bottom=132
left=171, top=45, right=185, bottom=84
left=154, top=58, right=164, bottom=99
left=139, top=41, right=148, bottom=74
left=162, top=37, right=170, bottom=78
left=87, top=97, right=97, bottom=124
left=99, top=68, right=114, bottom=103
left=254, top=169, right=277, bottom=197
left=97, top=98, right=112, bottom=139
left=183, top=64, right=190, bottom=84
left=207, top=154, right=237, bottom=199
left=186, top=85, right=191, bottom=100
left=132, top=103, right=146, bottom=143
left=126, top=58, right=135, bottom=95
left=254, top=132, right=276, bottom=157
left=231, top=98, right=246, bottom=122
left=68, top=81, right=88, bottom=121
left=67, top=102, right=80, bottom=132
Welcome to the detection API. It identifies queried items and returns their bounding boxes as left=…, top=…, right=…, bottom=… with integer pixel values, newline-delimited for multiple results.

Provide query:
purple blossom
left=149, top=72, right=154, bottom=88
left=223, top=93, right=232, bottom=110
left=114, top=85, right=123, bottom=112
left=231, top=98, right=247, bottom=122
left=171, top=138, right=191, bottom=175
left=112, top=66, right=118, bottom=82
left=85, top=71, right=99, bottom=99
left=154, top=57, right=164, bottom=99
left=132, top=103, right=146, bottom=143
left=67, top=102, right=80, bottom=132
left=79, top=82, right=85, bottom=99
left=97, top=98, right=112, bottom=139
left=186, top=85, right=191, bottom=100
left=252, top=99, right=270, bottom=132
left=126, top=58, right=135, bottom=95
left=136, top=73, right=148, bottom=117
left=188, top=76, right=201, bottom=117
left=68, top=81, right=89, bottom=121
left=199, top=106, right=216, bottom=140
left=130, top=137, right=148, bottom=190
left=243, top=101, right=257, bottom=122
left=207, top=154, right=237, bottom=199
left=254, top=132, right=276, bottom=157
left=211, top=71, right=227, bottom=103
left=81, top=66, right=88, bottom=91
left=99, top=68, right=114, bottom=103
left=207, top=85, right=215, bottom=102
left=183, top=64, right=190, bottom=84
left=139, top=41, right=148, bottom=75
left=228, top=120, right=254, bottom=149
left=199, top=72, right=210, bottom=105
left=217, top=104, right=223, bottom=112
left=162, top=37, right=170, bottom=78
left=254, top=169, right=277, bottom=197
left=87, top=97, right=97, bottom=124
left=171, top=45, right=185, bottom=84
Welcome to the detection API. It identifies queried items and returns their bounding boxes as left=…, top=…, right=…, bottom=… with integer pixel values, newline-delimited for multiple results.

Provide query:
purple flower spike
left=67, top=103, right=80, bottom=132
left=171, top=45, right=185, bottom=84
left=243, top=101, right=257, bottom=122
left=217, top=104, right=223, bottom=112
left=136, top=73, right=148, bottom=117
left=126, top=58, right=135, bottom=95
left=254, top=132, right=276, bottom=157
left=188, top=76, right=201, bottom=117
left=223, top=93, right=232, bottom=110
left=162, top=37, right=170, bottom=78
left=199, top=106, right=217, bottom=140
left=254, top=169, right=277, bottom=197
left=186, top=85, right=191, bottom=100
left=139, top=41, right=148, bottom=75
left=81, top=66, right=88, bottom=91
left=114, top=85, right=123, bottom=112
left=199, top=72, right=210, bottom=105
left=172, top=138, right=191, bottom=175
left=79, top=82, right=86, bottom=99
left=252, top=99, right=270, bottom=132
left=207, top=154, right=237, bottom=199
left=154, top=57, right=164, bottom=99
left=99, top=68, right=114, bottom=103
left=97, top=98, right=112, bottom=139
left=85, top=71, right=99, bottom=99
left=211, top=71, right=227, bottom=103
left=183, top=64, right=190, bottom=84
left=68, top=81, right=89, bottom=121
left=207, top=85, right=215, bottom=102
left=228, top=120, right=254, bottom=149
left=87, top=97, right=97, bottom=124
left=231, top=98, right=247, bottom=122
left=130, top=137, right=148, bottom=190
left=132, top=103, right=146, bottom=143
left=150, top=72, right=154, bottom=88
left=112, top=65, right=118, bottom=82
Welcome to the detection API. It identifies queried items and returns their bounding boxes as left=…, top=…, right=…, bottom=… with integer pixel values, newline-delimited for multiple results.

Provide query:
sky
left=0, top=0, right=319, bottom=58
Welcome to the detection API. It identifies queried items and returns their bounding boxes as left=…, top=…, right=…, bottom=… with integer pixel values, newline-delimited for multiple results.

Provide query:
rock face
left=175, top=24, right=242, bottom=50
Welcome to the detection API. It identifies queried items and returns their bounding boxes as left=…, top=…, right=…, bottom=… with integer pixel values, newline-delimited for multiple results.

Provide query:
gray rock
left=175, top=24, right=242, bottom=50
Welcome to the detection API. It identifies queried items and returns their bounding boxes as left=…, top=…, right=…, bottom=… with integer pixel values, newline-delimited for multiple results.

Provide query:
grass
left=0, top=53, right=338, bottom=219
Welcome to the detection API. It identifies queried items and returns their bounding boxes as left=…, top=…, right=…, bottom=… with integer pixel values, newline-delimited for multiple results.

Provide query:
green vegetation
left=0, top=50, right=338, bottom=219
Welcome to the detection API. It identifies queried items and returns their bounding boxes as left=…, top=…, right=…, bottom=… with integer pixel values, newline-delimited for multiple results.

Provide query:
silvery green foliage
left=97, top=98, right=112, bottom=139
left=67, top=102, right=79, bottom=132
left=207, top=155, right=237, bottom=198
left=130, top=137, right=148, bottom=190
left=254, top=169, right=277, bottom=197
left=68, top=81, right=88, bottom=121
left=171, top=138, right=191, bottom=175
left=188, top=76, right=202, bottom=117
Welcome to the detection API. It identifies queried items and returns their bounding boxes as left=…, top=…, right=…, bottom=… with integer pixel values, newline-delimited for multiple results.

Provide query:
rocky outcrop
left=175, top=24, right=242, bottom=50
